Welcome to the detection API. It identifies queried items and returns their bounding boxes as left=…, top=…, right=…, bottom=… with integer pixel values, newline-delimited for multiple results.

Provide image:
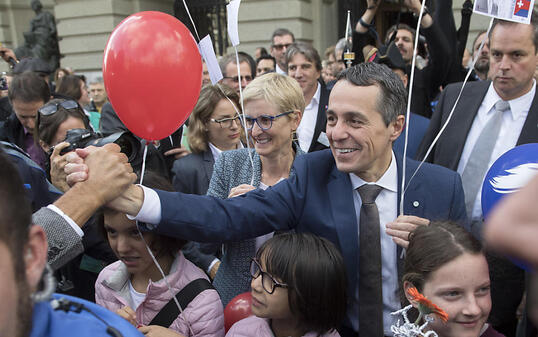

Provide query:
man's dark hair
left=271, top=28, right=295, bottom=45
left=385, top=23, right=416, bottom=44
left=219, top=52, right=256, bottom=78
left=286, top=42, right=322, bottom=72
left=256, top=55, right=276, bottom=67
left=8, top=72, right=50, bottom=104
left=490, top=9, right=538, bottom=51
left=472, top=29, right=488, bottom=51
left=337, top=62, right=407, bottom=126
left=0, top=148, right=31, bottom=272
left=0, top=148, right=33, bottom=337
left=256, top=232, right=347, bottom=335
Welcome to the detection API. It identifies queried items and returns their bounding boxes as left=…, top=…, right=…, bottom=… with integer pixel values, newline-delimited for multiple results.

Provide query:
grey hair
left=335, top=38, right=346, bottom=54
left=336, top=62, right=407, bottom=126
left=286, top=42, right=322, bottom=71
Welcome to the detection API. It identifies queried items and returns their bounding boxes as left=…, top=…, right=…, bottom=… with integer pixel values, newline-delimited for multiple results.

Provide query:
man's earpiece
left=25, top=248, right=32, bottom=260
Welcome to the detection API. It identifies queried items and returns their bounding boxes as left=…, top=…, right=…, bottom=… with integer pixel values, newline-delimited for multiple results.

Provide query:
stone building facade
left=0, top=0, right=527, bottom=77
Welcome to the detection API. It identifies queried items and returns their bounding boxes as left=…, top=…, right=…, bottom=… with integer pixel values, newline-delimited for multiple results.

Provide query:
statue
left=14, top=0, right=60, bottom=71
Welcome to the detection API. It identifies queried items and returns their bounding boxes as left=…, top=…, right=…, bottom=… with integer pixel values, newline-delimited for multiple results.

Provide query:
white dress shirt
left=275, top=64, right=286, bottom=75
left=348, top=151, right=400, bottom=335
left=48, top=204, right=84, bottom=237
left=457, top=81, right=535, bottom=219
left=297, top=82, right=321, bottom=152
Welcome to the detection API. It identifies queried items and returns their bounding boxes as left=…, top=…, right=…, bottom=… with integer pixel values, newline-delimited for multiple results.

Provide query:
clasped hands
left=61, top=143, right=137, bottom=208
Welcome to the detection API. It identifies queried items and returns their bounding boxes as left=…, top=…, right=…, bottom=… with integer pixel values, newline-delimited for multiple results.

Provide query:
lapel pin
left=412, top=201, right=420, bottom=207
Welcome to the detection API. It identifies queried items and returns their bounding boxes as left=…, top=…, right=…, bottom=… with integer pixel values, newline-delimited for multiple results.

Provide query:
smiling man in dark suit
left=72, top=62, right=466, bottom=337
left=417, top=13, right=538, bottom=337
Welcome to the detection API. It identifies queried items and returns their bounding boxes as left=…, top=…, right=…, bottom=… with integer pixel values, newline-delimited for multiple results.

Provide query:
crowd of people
left=0, top=0, right=537, bottom=337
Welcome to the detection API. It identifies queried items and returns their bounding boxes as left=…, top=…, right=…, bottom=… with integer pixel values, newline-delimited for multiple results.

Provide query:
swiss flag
left=514, top=0, right=531, bottom=17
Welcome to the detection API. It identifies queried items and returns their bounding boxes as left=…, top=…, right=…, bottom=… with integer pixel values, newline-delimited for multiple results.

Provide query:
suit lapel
left=202, top=150, right=215, bottom=183
left=308, top=81, right=329, bottom=152
left=439, top=81, right=490, bottom=170
left=517, top=89, right=538, bottom=145
left=327, top=165, right=358, bottom=292
left=395, top=153, right=425, bottom=280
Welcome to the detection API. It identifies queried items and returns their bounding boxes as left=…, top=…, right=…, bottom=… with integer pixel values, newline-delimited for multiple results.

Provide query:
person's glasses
left=224, top=75, right=253, bottom=83
left=38, top=99, right=79, bottom=116
left=210, top=115, right=241, bottom=128
left=272, top=43, right=291, bottom=51
left=243, top=111, right=293, bottom=131
left=250, top=258, right=289, bottom=294
left=37, top=99, right=81, bottom=128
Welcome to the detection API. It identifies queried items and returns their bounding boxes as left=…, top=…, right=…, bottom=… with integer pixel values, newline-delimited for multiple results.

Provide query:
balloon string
left=139, top=143, right=148, bottom=185
left=403, top=18, right=495, bottom=199
left=398, top=0, right=426, bottom=216
left=136, top=143, right=196, bottom=336
left=233, top=45, right=256, bottom=185
left=182, top=0, right=201, bottom=42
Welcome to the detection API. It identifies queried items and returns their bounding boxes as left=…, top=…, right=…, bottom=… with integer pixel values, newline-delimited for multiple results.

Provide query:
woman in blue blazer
left=208, top=72, right=306, bottom=306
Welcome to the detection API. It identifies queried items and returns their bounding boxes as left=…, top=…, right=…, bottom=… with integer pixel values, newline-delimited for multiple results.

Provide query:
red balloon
left=103, top=11, right=202, bottom=140
left=224, top=292, right=253, bottom=332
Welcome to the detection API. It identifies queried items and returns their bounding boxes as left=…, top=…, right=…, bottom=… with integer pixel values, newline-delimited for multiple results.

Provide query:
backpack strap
left=149, top=278, right=214, bottom=327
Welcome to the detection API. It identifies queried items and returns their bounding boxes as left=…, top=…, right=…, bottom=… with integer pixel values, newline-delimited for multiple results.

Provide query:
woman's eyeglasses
left=210, top=115, right=241, bottom=128
left=243, top=111, right=293, bottom=131
left=250, top=258, right=289, bottom=294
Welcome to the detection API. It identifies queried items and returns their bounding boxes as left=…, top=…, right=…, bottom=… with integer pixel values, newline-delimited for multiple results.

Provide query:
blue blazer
left=152, top=149, right=467, bottom=308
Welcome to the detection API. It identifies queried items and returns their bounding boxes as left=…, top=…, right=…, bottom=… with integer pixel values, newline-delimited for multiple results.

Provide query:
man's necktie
left=357, top=184, right=384, bottom=337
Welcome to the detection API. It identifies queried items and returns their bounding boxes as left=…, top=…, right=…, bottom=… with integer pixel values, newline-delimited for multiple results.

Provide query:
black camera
left=59, top=128, right=141, bottom=163
left=0, top=77, right=7, bottom=91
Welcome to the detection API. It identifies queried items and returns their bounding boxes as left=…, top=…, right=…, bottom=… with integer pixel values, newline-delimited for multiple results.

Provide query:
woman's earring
left=291, top=130, right=298, bottom=142
left=31, top=264, right=56, bottom=303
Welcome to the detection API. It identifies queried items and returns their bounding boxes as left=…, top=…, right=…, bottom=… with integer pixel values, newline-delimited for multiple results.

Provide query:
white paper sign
left=473, top=0, right=535, bottom=24
left=198, top=35, right=223, bottom=85
left=227, top=0, right=241, bottom=46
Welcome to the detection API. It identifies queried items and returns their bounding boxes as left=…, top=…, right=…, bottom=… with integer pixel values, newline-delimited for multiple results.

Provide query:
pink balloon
left=103, top=11, right=202, bottom=140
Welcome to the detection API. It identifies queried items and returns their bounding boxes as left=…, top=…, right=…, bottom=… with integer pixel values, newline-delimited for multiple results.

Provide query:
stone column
left=54, top=0, right=174, bottom=79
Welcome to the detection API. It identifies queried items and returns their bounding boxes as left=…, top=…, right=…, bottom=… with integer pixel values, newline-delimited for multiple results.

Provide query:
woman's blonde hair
left=243, top=72, right=305, bottom=116
left=187, top=84, right=240, bottom=154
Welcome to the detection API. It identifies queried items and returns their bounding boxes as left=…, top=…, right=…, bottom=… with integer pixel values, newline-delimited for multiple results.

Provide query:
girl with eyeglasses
left=205, top=72, right=305, bottom=307
left=403, top=221, right=504, bottom=337
left=226, top=232, right=347, bottom=337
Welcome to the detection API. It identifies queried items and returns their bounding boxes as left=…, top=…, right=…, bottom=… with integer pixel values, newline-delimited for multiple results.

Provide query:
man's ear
left=403, top=280, right=419, bottom=308
left=24, top=225, right=48, bottom=292
left=389, top=114, right=406, bottom=142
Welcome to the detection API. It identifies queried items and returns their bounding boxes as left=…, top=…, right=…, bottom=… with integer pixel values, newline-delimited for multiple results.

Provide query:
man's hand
left=164, top=147, right=191, bottom=160
left=138, top=325, right=186, bottom=337
left=386, top=215, right=430, bottom=248
left=209, top=260, right=221, bottom=280
left=75, top=144, right=137, bottom=205
left=49, top=142, right=75, bottom=192
left=116, top=305, right=137, bottom=327
left=0, top=46, right=17, bottom=63
left=228, top=184, right=256, bottom=198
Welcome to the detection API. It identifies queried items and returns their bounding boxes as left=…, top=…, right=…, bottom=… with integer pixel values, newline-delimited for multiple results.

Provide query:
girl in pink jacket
left=95, top=172, right=225, bottom=337
left=226, top=232, right=347, bottom=337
